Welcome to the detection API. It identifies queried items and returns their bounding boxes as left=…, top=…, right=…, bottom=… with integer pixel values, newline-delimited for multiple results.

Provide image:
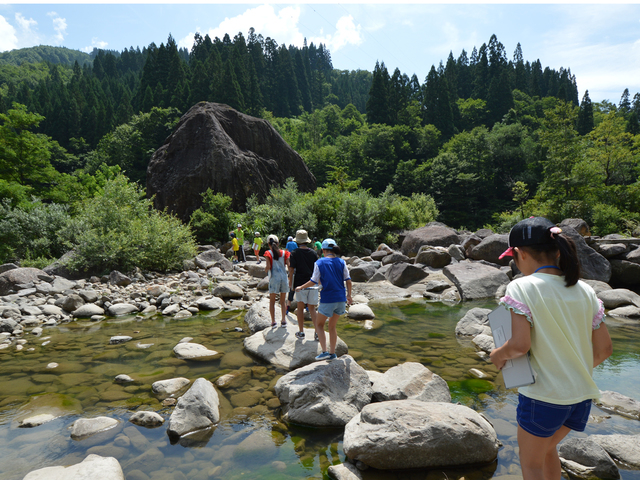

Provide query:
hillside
left=0, top=45, right=92, bottom=66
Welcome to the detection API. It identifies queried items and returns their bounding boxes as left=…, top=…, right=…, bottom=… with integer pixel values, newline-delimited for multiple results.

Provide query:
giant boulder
left=166, top=378, right=220, bottom=439
left=371, top=362, right=451, bottom=403
left=401, top=223, right=460, bottom=257
left=0, top=267, right=47, bottom=296
left=147, top=102, right=316, bottom=219
left=561, top=225, right=612, bottom=283
left=444, top=262, right=510, bottom=300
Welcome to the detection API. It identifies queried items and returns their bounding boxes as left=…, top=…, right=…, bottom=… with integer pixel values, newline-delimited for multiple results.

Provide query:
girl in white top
left=490, top=217, right=612, bottom=480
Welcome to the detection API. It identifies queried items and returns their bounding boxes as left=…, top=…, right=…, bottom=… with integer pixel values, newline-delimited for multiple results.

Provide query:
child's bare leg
left=268, top=293, right=276, bottom=325
left=315, top=313, right=328, bottom=351
left=279, top=293, right=287, bottom=324
left=328, top=314, right=340, bottom=354
left=308, top=304, right=317, bottom=330
left=296, top=302, right=305, bottom=332
left=518, top=425, right=571, bottom=480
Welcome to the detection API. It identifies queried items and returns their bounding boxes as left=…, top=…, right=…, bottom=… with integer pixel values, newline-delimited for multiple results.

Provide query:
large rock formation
left=147, top=102, right=316, bottom=220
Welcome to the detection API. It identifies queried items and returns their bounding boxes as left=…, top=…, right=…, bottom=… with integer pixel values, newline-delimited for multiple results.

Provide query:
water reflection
left=0, top=300, right=638, bottom=479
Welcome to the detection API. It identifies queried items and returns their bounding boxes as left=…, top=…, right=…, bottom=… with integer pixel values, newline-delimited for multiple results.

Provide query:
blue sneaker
left=327, top=353, right=337, bottom=361
left=315, top=351, right=331, bottom=361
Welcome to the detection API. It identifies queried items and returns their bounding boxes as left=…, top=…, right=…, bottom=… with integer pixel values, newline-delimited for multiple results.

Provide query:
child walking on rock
left=264, top=235, right=290, bottom=327
left=490, top=217, right=612, bottom=480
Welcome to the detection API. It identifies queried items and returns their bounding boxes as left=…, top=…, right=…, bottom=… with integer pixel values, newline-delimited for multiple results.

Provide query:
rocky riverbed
left=1, top=221, right=640, bottom=479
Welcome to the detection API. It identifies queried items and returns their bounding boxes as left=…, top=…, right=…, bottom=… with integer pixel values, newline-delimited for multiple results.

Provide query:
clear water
left=0, top=300, right=638, bottom=480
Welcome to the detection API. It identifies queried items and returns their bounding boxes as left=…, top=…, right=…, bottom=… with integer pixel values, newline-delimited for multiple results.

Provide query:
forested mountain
left=1, top=30, right=639, bottom=269
left=0, top=45, right=92, bottom=66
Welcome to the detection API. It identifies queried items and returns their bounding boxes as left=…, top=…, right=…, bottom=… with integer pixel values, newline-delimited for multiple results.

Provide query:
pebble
left=46, top=362, right=59, bottom=369
left=109, top=336, right=133, bottom=345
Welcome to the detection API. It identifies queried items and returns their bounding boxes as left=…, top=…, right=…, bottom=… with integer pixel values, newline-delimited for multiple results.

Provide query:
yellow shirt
left=232, top=238, right=239, bottom=251
left=501, top=274, right=604, bottom=405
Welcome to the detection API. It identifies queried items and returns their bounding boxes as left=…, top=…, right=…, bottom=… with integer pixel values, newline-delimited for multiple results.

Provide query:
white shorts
left=295, top=287, right=319, bottom=306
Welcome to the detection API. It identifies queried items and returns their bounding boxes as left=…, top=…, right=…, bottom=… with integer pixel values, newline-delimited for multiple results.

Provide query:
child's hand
left=489, top=348, right=506, bottom=370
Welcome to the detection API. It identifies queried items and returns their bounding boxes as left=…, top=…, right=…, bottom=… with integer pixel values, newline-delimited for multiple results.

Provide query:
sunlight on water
left=0, top=300, right=638, bottom=480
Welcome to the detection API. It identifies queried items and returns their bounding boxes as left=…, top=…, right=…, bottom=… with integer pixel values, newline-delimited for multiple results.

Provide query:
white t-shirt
left=500, top=273, right=605, bottom=405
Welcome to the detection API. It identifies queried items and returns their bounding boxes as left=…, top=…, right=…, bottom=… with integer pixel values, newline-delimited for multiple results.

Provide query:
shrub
left=69, top=175, right=197, bottom=273
left=189, top=190, right=234, bottom=244
left=591, top=203, right=624, bottom=236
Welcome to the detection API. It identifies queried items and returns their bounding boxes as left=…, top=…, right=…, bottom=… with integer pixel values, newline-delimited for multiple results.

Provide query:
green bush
left=69, top=175, right=197, bottom=273
left=0, top=198, right=79, bottom=263
left=591, top=203, right=624, bottom=236
left=189, top=190, right=234, bottom=244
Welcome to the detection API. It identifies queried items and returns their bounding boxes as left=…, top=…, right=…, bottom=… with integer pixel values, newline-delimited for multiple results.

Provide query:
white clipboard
left=488, top=305, right=536, bottom=389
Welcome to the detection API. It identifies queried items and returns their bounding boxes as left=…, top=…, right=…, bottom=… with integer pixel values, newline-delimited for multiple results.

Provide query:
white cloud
left=308, top=15, right=363, bottom=52
left=47, top=12, right=67, bottom=44
left=82, top=38, right=109, bottom=53
left=0, top=15, right=18, bottom=51
left=15, top=12, right=36, bottom=32
left=178, top=5, right=305, bottom=51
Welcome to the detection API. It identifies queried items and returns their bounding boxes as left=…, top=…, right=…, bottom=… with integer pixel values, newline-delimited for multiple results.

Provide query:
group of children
left=229, top=217, right=614, bottom=478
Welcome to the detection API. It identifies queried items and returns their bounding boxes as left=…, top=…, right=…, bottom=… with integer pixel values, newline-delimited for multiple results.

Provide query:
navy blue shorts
left=517, top=393, right=592, bottom=438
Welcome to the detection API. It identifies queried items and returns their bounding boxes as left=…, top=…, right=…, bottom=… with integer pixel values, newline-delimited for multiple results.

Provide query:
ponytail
left=332, top=245, right=341, bottom=256
left=556, top=234, right=580, bottom=287
left=269, top=238, right=280, bottom=261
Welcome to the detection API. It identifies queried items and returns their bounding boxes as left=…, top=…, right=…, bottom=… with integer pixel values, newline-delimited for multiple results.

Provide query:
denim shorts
left=268, top=276, right=289, bottom=294
left=318, top=301, right=346, bottom=318
left=295, top=288, right=319, bottom=306
left=517, top=393, right=592, bottom=438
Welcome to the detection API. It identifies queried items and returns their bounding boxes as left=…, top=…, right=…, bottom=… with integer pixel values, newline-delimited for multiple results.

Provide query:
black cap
left=499, top=217, right=560, bottom=259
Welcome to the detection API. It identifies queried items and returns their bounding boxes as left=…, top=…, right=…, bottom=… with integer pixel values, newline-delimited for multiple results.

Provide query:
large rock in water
left=23, top=454, right=125, bottom=480
left=444, top=262, right=510, bottom=300
left=343, top=400, right=499, bottom=470
left=561, top=225, right=612, bottom=283
left=0, top=267, right=47, bottom=296
left=401, top=223, right=460, bottom=256
left=558, top=438, right=620, bottom=480
left=371, top=362, right=451, bottom=403
left=147, top=102, right=316, bottom=219
left=166, top=378, right=220, bottom=439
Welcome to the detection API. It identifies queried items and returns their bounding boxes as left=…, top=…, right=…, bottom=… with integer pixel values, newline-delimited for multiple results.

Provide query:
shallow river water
left=0, top=299, right=639, bottom=480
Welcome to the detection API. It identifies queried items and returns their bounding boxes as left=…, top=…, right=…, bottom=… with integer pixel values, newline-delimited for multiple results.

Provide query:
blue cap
left=321, top=238, right=337, bottom=250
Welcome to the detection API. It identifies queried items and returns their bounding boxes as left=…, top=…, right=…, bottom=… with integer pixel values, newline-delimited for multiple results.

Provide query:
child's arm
left=592, top=323, right=613, bottom=367
left=490, top=311, right=531, bottom=370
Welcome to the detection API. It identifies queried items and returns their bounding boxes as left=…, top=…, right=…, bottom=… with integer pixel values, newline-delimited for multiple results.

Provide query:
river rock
left=559, top=218, right=591, bottom=236
left=109, top=336, right=132, bottom=345
left=72, top=304, right=105, bottom=318
left=78, top=289, right=99, bottom=303
left=173, top=342, right=223, bottom=361
left=558, top=438, right=619, bottom=480
left=19, top=413, right=57, bottom=428
left=610, top=259, right=640, bottom=287
left=107, top=303, right=139, bottom=316
left=328, top=462, right=363, bottom=480
left=147, top=102, right=316, bottom=219
left=197, top=296, right=226, bottom=310
left=562, top=225, right=612, bottom=283
left=468, top=234, right=510, bottom=266
left=244, top=298, right=282, bottom=333
left=166, top=377, right=220, bottom=438
left=370, top=250, right=388, bottom=261
left=152, top=377, right=191, bottom=396
left=381, top=252, right=410, bottom=266
left=343, top=400, right=499, bottom=469
left=41, top=304, right=65, bottom=316
left=597, top=288, right=640, bottom=309
left=0, top=263, right=18, bottom=274
left=246, top=263, right=267, bottom=278
left=401, top=223, right=460, bottom=256
left=0, top=267, right=47, bottom=296
left=23, top=454, right=125, bottom=480
left=472, top=334, right=495, bottom=353
left=350, top=262, right=379, bottom=283
left=109, top=270, right=132, bottom=287
left=607, top=305, right=640, bottom=319
left=213, top=282, right=244, bottom=299
left=60, top=294, right=84, bottom=313
left=70, top=416, right=119, bottom=440
left=244, top=323, right=348, bottom=370
left=385, top=263, right=428, bottom=287
left=599, top=243, right=628, bottom=258
left=371, top=362, right=451, bottom=403
left=162, top=303, right=180, bottom=316
left=0, top=318, right=18, bottom=333
left=415, top=246, right=452, bottom=268
left=347, top=304, right=375, bottom=320
left=129, top=411, right=164, bottom=428
left=274, top=355, right=372, bottom=426
left=444, top=262, right=510, bottom=300
left=194, top=249, right=227, bottom=270
left=455, top=307, right=492, bottom=336
left=590, top=434, right=640, bottom=467
left=114, top=374, right=134, bottom=383
left=621, top=247, right=640, bottom=264
left=594, top=391, right=640, bottom=419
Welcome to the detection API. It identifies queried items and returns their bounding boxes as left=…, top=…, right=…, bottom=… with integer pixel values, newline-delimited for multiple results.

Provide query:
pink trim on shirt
left=500, top=295, right=533, bottom=324
left=593, top=299, right=605, bottom=330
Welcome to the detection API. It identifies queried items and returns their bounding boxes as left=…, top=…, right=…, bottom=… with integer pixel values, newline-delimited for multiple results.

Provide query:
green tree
left=577, top=90, right=594, bottom=135
left=189, top=190, right=234, bottom=243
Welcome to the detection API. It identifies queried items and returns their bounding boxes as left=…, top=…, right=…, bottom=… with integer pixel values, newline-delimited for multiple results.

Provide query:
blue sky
left=0, top=3, right=639, bottom=104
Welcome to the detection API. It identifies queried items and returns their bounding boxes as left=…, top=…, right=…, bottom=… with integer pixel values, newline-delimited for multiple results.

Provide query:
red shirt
left=263, top=249, right=290, bottom=269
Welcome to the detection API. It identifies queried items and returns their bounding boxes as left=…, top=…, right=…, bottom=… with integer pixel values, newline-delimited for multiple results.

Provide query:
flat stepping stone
left=173, top=343, right=223, bottom=361
left=19, top=413, right=56, bottom=428
left=70, top=416, right=119, bottom=440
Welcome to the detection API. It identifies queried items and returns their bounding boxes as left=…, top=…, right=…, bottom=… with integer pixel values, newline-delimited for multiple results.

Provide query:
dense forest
left=1, top=31, right=639, bottom=272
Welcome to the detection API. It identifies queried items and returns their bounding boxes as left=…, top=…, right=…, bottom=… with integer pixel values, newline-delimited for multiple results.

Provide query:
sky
left=0, top=3, right=639, bottom=104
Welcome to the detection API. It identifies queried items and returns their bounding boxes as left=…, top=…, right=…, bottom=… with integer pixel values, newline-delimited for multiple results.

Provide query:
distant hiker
left=252, top=232, right=263, bottom=264
left=264, top=235, right=290, bottom=327
left=313, top=237, right=323, bottom=257
left=286, top=236, right=298, bottom=252
left=236, top=223, right=246, bottom=262
left=296, top=238, right=352, bottom=361
left=288, top=230, right=319, bottom=340
left=230, top=232, right=239, bottom=264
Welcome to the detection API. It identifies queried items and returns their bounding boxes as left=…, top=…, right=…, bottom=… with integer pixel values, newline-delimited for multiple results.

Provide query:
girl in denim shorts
left=264, top=235, right=290, bottom=327
left=295, top=238, right=352, bottom=361
left=490, top=217, right=613, bottom=480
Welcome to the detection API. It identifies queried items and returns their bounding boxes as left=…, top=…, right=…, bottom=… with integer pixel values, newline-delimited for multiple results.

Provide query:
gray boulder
left=107, top=303, right=139, bottom=316
left=152, top=377, right=191, bottom=396
left=196, top=296, right=226, bottom=310
left=590, top=434, right=640, bottom=468
left=370, top=250, right=389, bottom=261
left=472, top=334, right=496, bottom=354
left=350, top=262, right=379, bottom=283
left=173, top=343, right=223, bottom=361
left=0, top=318, right=18, bottom=333
left=166, top=378, right=220, bottom=438
left=562, top=225, right=611, bottom=282
left=244, top=323, right=348, bottom=370
left=610, top=260, right=640, bottom=287
left=468, top=234, right=510, bottom=266
left=146, top=102, right=316, bottom=219
left=461, top=234, right=482, bottom=257
left=455, top=307, right=492, bottom=336
left=61, top=294, right=85, bottom=313
left=347, top=304, right=375, bottom=320
left=70, top=417, right=119, bottom=440
left=246, top=263, right=267, bottom=278
left=327, top=463, right=363, bottom=480
left=401, top=223, right=460, bottom=256
left=608, top=305, right=640, bottom=319
left=109, top=270, right=132, bottom=287
left=194, top=249, right=225, bottom=269
left=72, top=304, right=105, bottom=318
left=0, top=263, right=18, bottom=274
left=0, top=267, right=47, bottom=295
left=274, top=355, right=372, bottom=426
left=23, top=454, right=125, bottom=480
left=385, top=263, right=428, bottom=287
left=444, top=262, right=510, bottom=300
left=213, top=282, right=244, bottom=299
left=595, top=391, right=640, bottom=419
left=448, top=244, right=466, bottom=261
left=621, top=247, right=640, bottom=264
left=558, top=438, right=619, bottom=480
left=129, top=411, right=164, bottom=428
left=415, top=246, right=452, bottom=268
left=343, top=400, right=499, bottom=470
left=244, top=298, right=281, bottom=333
left=424, top=280, right=451, bottom=293
left=559, top=218, right=591, bottom=236
left=371, top=362, right=451, bottom=403
left=583, top=279, right=613, bottom=295
left=598, top=243, right=629, bottom=259
left=381, top=252, right=410, bottom=266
